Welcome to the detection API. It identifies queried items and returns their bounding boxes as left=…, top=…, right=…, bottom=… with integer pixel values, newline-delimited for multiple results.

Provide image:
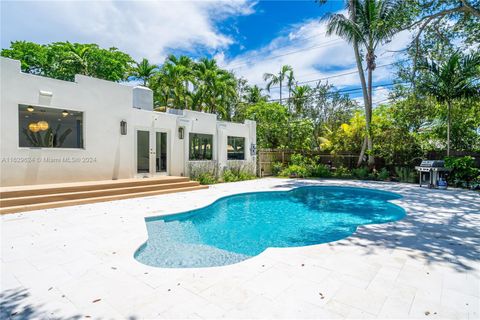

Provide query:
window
left=227, top=136, right=245, bottom=160
left=189, top=133, right=213, bottom=160
left=18, top=104, right=84, bottom=148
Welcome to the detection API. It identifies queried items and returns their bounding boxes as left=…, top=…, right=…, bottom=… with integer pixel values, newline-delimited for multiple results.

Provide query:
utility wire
left=265, top=82, right=407, bottom=103
left=263, top=60, right=408, bottom=91
left=228, top=38, right=343, bottom=70
left=223, top=32, right=329, bottom=69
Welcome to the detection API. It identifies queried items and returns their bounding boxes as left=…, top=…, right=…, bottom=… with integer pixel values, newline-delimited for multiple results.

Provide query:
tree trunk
left=350, top=2, right=371, bottom=166
left=279, top=79, right=282, bottom=105
left=185, top=80, right=188, bottom=109
left=357, top=136, right=367, bottom=167
left=447, top=100, right=451, bottom=156
left=366, top=65, right=374, bottom=167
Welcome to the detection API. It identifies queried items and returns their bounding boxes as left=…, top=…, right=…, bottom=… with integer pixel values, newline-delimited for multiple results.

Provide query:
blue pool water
left=134, top=186, right=405, bottom=268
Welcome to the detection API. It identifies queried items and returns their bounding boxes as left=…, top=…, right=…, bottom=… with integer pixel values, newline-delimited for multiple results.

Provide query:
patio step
left=0, top=177, right=208, bottom=214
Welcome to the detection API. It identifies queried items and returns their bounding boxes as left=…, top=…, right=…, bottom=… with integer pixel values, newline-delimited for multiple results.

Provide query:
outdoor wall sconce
left=120, top=120, right=127, bottom=135
left=178, top=127, right=184, bottom=139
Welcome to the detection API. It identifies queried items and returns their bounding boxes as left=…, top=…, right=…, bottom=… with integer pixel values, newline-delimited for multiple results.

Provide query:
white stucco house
left=0, top=57, right=256, bottom=187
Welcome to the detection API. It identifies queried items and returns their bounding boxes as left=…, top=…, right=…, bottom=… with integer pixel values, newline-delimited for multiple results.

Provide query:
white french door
left=136, top=129, right=168, bottom=177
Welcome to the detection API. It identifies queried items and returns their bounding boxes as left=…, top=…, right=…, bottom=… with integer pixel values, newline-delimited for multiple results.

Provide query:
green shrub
left=310, top=163, right=331, bottom=178
left=394, top=166, right=417, bottom=183
left=290, top=153, right=308, bottom=166
left=222, top=169, right=256, bottom=182
left=280, top=164, right=309, bottom=178
left=352, top=167, right=369, bottom=179
left=445, top=156, right=479, bottom=188
left=271, top=161, right=284, bottom=176
left=378, top=168, right=390, bottom=181
left=334, top=166, right=352, bottom=178
left=195, top=172, right=217, bottom=185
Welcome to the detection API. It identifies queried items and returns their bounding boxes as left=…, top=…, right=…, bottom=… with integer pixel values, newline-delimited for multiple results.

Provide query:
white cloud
left=219, top=17, right=412, bottom=100
left=1, top=0, right=255, bottom=63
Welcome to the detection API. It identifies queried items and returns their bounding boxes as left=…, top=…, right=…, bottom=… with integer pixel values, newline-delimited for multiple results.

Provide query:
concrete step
left=0, top=181, right=201, bottom=207
left=0, top=176, right=190, bottom=199
left=0, top=184, right=208, bottom=214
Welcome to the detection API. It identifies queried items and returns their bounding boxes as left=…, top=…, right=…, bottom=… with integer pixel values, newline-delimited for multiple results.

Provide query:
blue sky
left=1, top=0, right=411, bottom=104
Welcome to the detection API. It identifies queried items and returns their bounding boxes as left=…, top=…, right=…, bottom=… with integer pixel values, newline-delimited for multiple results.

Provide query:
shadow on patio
left=272, top=179, right=480, bottom=272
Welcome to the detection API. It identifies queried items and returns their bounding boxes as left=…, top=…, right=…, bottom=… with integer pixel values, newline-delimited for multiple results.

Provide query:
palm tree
left=166, top=55, right=194, bottom=109
left=130, top=58, right=158, bottom=86
left=263, top=65, right=293, bottom=105
left=244, top=85, right=267, bottom=104
left=194, top=58, right=237, bottom=118
left=62, top=42, right=92, bottom=76
left=417, top=51, right=480, bottom=156
left=325, top=0, right=404, bottom=166
left=286, top=69, right=295, bottom=111
left=292, top=85, right=312, bottom=116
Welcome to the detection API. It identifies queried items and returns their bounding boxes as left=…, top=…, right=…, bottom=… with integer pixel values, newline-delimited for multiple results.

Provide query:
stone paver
left=1, top=178, right=479, bottom=319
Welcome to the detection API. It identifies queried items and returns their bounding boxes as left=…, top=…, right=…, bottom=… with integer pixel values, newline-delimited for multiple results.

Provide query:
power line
left=222, top=32, right=329, bottom=69
left=265, top=82, right=406, bottom=103
left=228, top=38, right=344, bottom=70
left=263, top=60, right=408, bottom=91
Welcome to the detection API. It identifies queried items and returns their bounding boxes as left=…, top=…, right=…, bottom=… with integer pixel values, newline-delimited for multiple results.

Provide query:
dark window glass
left=189, top=133, right=213, bottom=160
left=227, top=136, right=245, bottom=160
left=18, top=104, right=83, bottom=148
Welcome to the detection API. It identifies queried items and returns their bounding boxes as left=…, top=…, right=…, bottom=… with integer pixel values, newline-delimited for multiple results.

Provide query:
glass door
left=154, top=131, right=167, bottom=174
left=136, top=129, right=168, bottom=176
left=136, top=130, right=150, bottom=174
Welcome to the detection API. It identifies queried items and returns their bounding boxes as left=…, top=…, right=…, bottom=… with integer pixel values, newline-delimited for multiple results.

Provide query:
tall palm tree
left=286, top=69, right=296, bottom=111
left=194, top=58, right=237, bottom=118
left=325, top=0, right=404, bottom=166
left=417, top=51, right=480, bottom=156
left=166, top=55, right=194, bottom=109
left=263, top=65, right=293, bottom=105
left=130, top=58, right=158, bottom=86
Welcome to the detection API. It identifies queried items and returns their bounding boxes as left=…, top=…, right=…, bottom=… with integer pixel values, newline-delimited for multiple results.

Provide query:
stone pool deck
left=1, top=178, right=479, bottom=319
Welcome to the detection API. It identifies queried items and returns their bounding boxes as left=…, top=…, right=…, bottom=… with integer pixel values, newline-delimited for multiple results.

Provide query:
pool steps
left=0, top=177, right=208, bottom=214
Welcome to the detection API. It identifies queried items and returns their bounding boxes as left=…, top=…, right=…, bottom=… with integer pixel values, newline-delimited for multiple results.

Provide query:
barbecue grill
left=415, top=160, right=451, bottom=188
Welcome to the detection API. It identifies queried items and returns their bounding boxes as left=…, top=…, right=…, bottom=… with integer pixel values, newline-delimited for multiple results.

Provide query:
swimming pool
left=134, top=186, right=405, bottom=268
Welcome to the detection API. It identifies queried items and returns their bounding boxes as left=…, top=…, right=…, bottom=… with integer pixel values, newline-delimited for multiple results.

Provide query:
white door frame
left=134, top=127, right=170, bottom=178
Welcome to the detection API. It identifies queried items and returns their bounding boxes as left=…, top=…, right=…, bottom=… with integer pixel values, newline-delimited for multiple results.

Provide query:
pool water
left=134, top=186, right=405, bottom=268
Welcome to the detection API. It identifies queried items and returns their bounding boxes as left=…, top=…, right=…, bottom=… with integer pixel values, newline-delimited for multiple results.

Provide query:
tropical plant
left=130, top=58, right=158, bottom=86
left=263, top=65, right=293, bottom=105
left=416, top=51, right=480, bottom=156
left=325, top=0, right=405, bottom=166
left=1, top=41, right=133, bottom=82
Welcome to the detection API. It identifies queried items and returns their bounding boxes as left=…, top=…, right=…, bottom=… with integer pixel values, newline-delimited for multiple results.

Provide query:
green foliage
left=278, top=153, right=332, bottom=178
left=279, top=164, right=309, bottom=178
left=245, top=102, right=289, bottom=148
left=222, top=169, right=256, bottom=183
left=351, top=167, right=369, bottom=179
left=310, top=163, right=332, bottom=178
left=377, top=168, right=390, bottom=181
left=394, top=167, right=417, bottom=183
left=194, top=172, right=217, bottom=185
left=271, top=162, right=284, bottom=176
left=2, top=41, right=133, bottom=82
left=333, top=166, right=352, bottom=178
left=445, top=156, right=480, bottom=188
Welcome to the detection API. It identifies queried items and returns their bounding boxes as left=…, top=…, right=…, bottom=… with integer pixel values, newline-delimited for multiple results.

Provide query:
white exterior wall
left=0, top=57, right=256, bottom=186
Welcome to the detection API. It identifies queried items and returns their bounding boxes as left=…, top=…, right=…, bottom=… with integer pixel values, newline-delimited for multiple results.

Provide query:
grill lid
left=420, top=160, right=445, bottom=167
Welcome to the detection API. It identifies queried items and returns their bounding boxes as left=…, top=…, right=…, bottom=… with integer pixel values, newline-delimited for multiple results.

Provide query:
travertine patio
left=1, top=178, right=479, bottom=319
